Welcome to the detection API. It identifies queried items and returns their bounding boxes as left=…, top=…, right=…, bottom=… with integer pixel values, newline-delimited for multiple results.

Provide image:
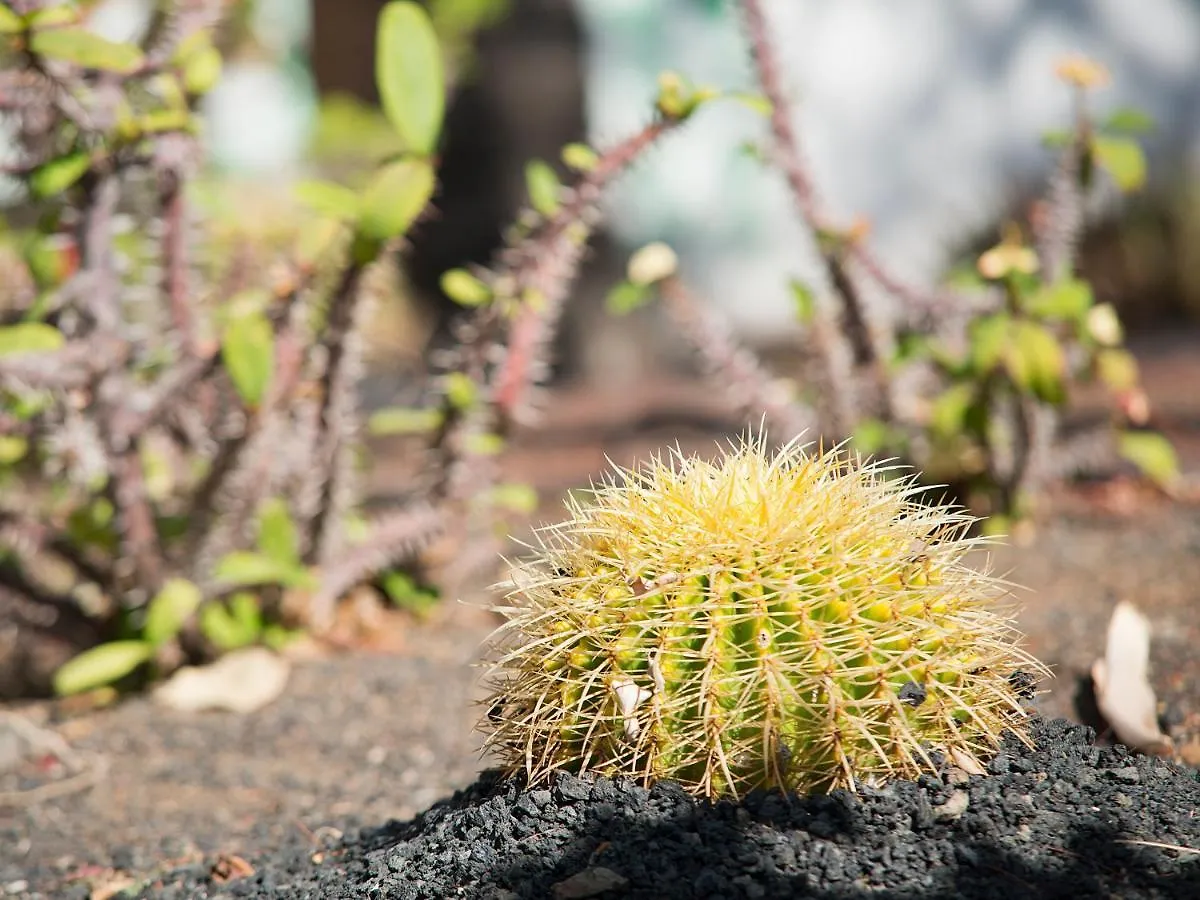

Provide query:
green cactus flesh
left=480, top=436, right=1048, bottom=799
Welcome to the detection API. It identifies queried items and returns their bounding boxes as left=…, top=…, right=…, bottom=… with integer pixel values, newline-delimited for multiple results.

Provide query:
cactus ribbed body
left=481, top=437, right=1047, bottom=798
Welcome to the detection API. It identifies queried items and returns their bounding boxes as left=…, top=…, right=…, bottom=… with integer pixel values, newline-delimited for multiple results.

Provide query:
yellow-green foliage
left=480, top=436, right=1048, bottom=799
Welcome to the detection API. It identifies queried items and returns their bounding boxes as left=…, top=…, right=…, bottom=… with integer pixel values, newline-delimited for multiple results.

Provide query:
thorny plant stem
left=1036, top=85, right=1089, bottom=284
left=739, top=0, right=903, bottom=428
left=490, top=119, right=676, bottom=429
left=75, top=172, right=166, bottom=594
left=160, top=172, right=194, bottom=350
left=304, top=261, right=367, bottom=567
left=659, top=276, right=815, bottom=441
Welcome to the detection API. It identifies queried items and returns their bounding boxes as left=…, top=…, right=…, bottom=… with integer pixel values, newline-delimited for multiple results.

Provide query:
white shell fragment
left=1091, top=601, right=1174, bottom=756
left=611, top=678, right=653, bottom=741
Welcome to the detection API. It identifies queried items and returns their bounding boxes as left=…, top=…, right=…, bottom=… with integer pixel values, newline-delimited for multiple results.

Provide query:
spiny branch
left=310, top=504, right=444, bottom=630
left=490, top=119, right=680, bottom=429
left=659, top=276, right=816, bottom=442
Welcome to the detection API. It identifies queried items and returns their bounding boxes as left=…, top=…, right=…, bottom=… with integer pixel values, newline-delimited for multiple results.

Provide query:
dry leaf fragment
left=211, top=854, right=255, bottom=884
left=1091, top=601, right=1174, bottom=756
left=153, top=648, right=290, bottom=714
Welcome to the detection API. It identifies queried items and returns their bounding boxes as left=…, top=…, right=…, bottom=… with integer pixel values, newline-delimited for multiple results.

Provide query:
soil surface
left=132, top=718, right=1200, bottom=900
left=1, top=327, right=1199, bottom=899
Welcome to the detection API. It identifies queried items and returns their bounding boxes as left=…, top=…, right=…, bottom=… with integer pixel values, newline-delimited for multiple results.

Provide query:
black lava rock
left=136, top=718, right=1200, bottom=899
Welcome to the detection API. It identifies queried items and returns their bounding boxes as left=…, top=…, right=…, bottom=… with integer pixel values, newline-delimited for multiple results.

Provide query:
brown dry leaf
left=210, top=853, right=255, bottom=884
left=1091, top=601, right=1174, bottom=756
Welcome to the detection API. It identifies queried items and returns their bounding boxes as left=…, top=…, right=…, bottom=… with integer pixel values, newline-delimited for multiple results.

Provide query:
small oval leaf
left=294, top=179, right=360, bottom=221
left=605, top=280, right=650, bottom=316
left=0, top=7, right=23, bottom=34
left=53, top=641, right=154, bottom=695
left=181, top=42, right=222, bottom=96
left=143, top=578, right=203, bottom=647
left=440, top=268, right=492, bottom=306
left=221, top=311, right=274, bottom=407
left=376, top=1, right=444, bottom=155
left=357, top=158, right=435, bottom=243
left=367, top=406, right=444, bottom=436
left=215, top=551, right=313, bottom=589
left=561, top=143, right=598, bottom=172
left=1008, top=320, right=1066, bottom=403
left=31, top=27, right=145, bottom=74
left=1093, top=136, right=1147, bottom=193
left=524, top=159, right=562, bottom=217
left=1118, top=430, right=1179, bottom=488
left=0, top=322, right=65, bottom=356
left=257, top=498, right=299, bottom=565
left=30, top=151, right=91, bottom=199
left=1026, top=278, right=1093, bottom=322
left=200, top=593, right=262, bottom=651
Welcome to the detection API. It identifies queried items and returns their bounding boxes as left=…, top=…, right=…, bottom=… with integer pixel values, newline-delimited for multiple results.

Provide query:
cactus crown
left=480, top=436, right=1048, bottom=799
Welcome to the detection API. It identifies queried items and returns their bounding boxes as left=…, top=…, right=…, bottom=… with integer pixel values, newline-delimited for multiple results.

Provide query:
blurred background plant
left=0, top=0, right=1195, bottom=700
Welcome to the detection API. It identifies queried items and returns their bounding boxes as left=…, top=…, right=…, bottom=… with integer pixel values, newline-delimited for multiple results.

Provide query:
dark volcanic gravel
left=129, top=718, right=1199, bottom=900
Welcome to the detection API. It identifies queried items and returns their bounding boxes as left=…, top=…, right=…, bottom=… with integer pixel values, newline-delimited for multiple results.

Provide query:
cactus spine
left=480, top=436, right=1048, bottom=799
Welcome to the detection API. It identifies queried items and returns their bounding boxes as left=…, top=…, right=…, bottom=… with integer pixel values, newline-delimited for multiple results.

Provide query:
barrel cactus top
left=480, top=436, right=1048, bottom=799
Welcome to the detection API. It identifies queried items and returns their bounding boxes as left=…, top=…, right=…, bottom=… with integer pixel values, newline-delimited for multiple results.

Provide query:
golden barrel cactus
left=480, top=436, right=1047, bottom=799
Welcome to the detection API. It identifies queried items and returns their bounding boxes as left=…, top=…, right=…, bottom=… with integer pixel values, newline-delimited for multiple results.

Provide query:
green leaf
left=0, top=322, right=64, bottom=356
left=1092, top=135, right=1146, bottom=192
left=214, top=551, right=312, bottom=589
left=262, top=623, right=303, bottom=651
left=228, top=591, right=263, bottom=634
left=440, top=268, right=492, bottom=306
left=293, top=179, right=360, bottom=221
left=1007, top=320, right=1066, bottom=404
left=850, top=418, right=895, bottom=455
left=141, top=442, right=173, bottom=502
left=488, top=482, right=538, bottom=514
left=257, top=498, right=299, bottom=565
left=930, top=383, right=975, bottom=439
left=367, top=406, right=444, bottom=436
left=605, top=281, right=650, bottom=316
left=1040, top=129, right=1073, bottom=150
left=1025, top=278, right=1093, bottom=322
left=967, top=313, right=1011, bottom=375
left=221, top=310, right=274, bottom=408
left=200, top=593, right=262, bottom=651
left=1103, top=106, right=1155, bottom=136
left=179, top=41, right=221, bottom=96
left=524, top=159, right=561, bottom=217
left=561, top=143, right=599, bottom=172
left=0, top=6, right=23, bottom=33
left=30, top=27, right=145, bottom=74
left=465, top=431, right=505, bottom=456
left=143, top=578, right=202, bottom=647
left=29, top=151, right=91, bottom=199
left=357, top=158, right=435, bottom=243
left=789, top=278, right=816, bottom=325
left=0, top=436, right=28, bottom=465
left=443, top=371, right=477, bottom=410
left=379, top=571, right=439, bottom=618
left=728, top=91, right=773, bottom=116
left=1118, top=430, right=1179, bottom=488
left=27, top=6, right=78, bottom=29
left=1095, top=348, right=1139, bottom=391
left=53, top=641, right=154, bottom=695
left=376, top=0, right=444, bottom=155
